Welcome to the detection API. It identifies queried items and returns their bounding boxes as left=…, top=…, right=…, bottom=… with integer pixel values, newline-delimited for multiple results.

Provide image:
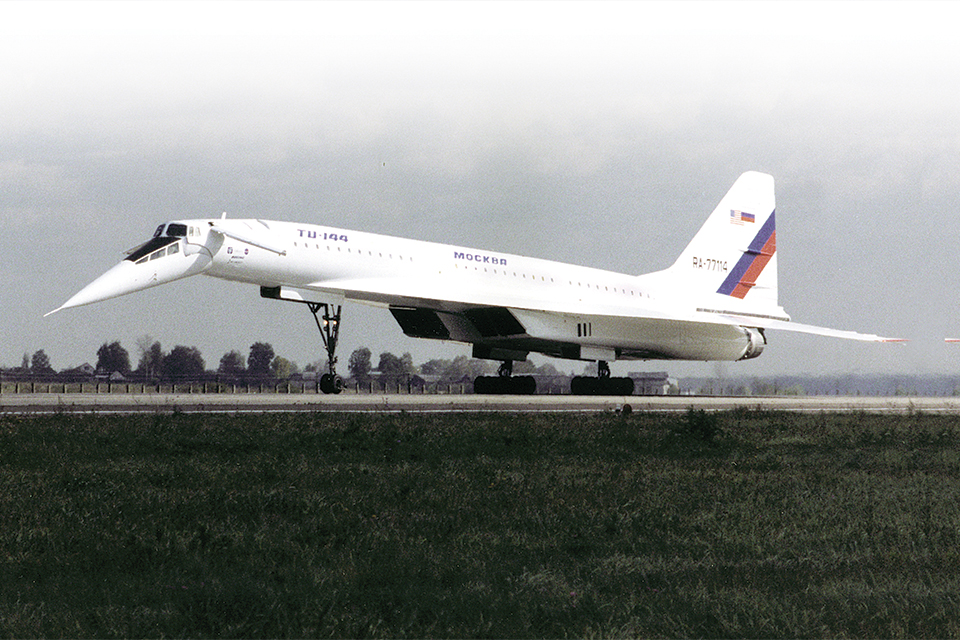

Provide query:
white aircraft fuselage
left=48, top=172, right=895, bottom=393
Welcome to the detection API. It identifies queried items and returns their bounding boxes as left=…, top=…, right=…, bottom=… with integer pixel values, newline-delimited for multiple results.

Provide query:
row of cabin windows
left=135, top=240, right=180, bottom=264
left=453, top=263, right=650, bottom=298
left=291, top=240, right=650, bottom=300
left=292, top=241, right=414, bottom=262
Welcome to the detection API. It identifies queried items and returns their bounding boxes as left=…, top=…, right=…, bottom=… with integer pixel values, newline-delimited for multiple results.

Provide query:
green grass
left=3, top=409, right=960, bottom=637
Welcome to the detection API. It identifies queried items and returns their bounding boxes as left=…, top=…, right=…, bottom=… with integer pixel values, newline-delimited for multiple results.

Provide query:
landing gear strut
left=598, top=360, right=611, bottom=379
left=474, top=359, right=537, bottom=395
left=308, top=302, right=344, bottom=394
left=570, top=360, right=634, bottom=395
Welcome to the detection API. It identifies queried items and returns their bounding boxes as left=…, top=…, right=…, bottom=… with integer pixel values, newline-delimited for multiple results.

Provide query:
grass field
left=3, top=409, right=960, bottom=638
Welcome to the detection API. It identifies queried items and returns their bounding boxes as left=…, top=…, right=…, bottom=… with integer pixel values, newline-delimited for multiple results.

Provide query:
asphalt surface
left=2, top=392, right=958, bottom=414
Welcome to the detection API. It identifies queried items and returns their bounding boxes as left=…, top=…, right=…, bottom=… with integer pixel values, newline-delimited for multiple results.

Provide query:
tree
left=513, top=359, right=536, bottom=374
left=97, top=341, right=131, bottom=375
left=30, top=349, right=54, bottom=374
left=377, top=352, right=402, bottom=384
left=218, top=350, right=246, bottom=377
left=420, top=358, right=449, bottom=376
left=161, top=345, right=205, bottom=379
left=270, top=356, right=297, bottom=380
left=137, top=341, right=164, bottom=379
left=247, top=342, right=275, bottom=377
left=534, top=362, right=562, bottom=376
left=303, top=359, right=324, bottom=373
left=348, top=347, right=372, bottom=383
left=442, top=355, right=493, bottom=382
left=400, top=352, right=414, bottom=375
left=377, top=351, right=416, bottom=386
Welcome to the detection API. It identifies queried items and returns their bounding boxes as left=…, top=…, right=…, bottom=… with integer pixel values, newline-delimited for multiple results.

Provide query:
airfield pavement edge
left=2, top=393, right=960, bottom=414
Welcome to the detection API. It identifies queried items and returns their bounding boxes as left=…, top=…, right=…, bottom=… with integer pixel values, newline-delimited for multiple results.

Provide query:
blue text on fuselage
left=298, top=229, right=348, bottom=242
left=454, top=251, right=507, bottom=266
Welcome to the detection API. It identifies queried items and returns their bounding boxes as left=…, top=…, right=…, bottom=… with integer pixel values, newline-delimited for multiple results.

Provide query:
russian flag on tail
left=730, top=209, right=756, bottom=225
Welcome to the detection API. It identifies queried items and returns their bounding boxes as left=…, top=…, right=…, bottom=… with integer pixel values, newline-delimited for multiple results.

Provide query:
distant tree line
left=345, top=347, right=565, bottom=387
left=2, top=339, right=303, bottom=383
left=3, top=340, right=567, bottom=386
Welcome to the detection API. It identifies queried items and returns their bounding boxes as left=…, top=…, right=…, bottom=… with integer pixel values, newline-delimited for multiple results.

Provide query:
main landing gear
left=308, top=302, right=344, bottom=394
left=570, top=361, right=634, bottom=396
left=473, top=360, right=537, bottom=395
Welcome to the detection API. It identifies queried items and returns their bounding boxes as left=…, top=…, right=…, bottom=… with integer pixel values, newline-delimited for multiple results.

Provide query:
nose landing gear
left=308, top=302, right=344, bottom=394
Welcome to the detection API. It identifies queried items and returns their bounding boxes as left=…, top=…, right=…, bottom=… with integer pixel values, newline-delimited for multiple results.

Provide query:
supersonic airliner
left=47, top=171, right=898, bottom=394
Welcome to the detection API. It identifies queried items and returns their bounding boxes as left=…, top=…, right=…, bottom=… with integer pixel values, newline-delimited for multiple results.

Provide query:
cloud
left=5, top=0, right=960, bottom=374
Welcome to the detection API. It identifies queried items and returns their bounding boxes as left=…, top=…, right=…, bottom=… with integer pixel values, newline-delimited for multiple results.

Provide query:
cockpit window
left=126, top=236, right=179, bottom=262
left=166, top=223, right=188, bottom=237
left=128, top=222, right=191, bottom=262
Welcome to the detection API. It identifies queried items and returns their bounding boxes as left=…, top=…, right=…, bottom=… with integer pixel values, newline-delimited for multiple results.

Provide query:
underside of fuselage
left=386, top=303, right=761, bottom=363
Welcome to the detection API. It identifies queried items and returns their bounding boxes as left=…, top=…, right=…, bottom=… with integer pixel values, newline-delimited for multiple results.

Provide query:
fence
left=0, top=379, right=479, bottom=395
left=0, top=376, right=582, bottom=395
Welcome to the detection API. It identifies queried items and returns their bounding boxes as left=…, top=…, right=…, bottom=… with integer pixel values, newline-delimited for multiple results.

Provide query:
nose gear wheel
left=308, top=302, right=344, bottom=394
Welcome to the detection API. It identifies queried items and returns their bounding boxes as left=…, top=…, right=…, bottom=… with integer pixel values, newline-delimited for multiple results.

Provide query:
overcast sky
left=4, top=0, right=960, bottom=378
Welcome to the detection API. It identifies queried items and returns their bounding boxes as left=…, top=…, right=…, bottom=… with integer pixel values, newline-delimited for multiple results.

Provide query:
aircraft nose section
left=45, top=235, right=215, bottom=317
left=46, top=260, right=152, bottom=316
left=46, top=260, right=149, bottom=316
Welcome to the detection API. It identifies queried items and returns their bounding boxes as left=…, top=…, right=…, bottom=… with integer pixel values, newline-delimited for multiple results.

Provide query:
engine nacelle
left=738, top=327, right=766, bottom=360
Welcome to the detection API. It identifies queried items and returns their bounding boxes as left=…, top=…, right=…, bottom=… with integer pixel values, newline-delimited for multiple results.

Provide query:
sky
left=3, top=0, right=960, bottom=379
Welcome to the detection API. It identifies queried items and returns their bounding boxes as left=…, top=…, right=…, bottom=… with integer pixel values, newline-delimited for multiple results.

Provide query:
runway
left=3, top=392, right=960, bottom=414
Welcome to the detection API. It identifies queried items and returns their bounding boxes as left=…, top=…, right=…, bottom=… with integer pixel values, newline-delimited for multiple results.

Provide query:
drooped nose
left=45, top=260, right=155, bottom=315
left=45, top=240, right=213, bottom=316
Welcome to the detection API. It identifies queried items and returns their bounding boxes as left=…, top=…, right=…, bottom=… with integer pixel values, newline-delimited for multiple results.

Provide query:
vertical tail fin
left=650, top=171, right=787, bottom=319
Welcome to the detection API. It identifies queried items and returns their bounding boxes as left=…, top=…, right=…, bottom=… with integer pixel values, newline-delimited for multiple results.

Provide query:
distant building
left=59, top=363, right=96, bottom=382
left=530, top=373, right=571, bottom=395
left=628, top=371, right=677, bottom=395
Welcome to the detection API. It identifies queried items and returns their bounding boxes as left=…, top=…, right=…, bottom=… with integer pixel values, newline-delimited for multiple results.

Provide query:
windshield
left=166, top=223, right=188, bottom=237
left=126, top=236, right=179, bottom=262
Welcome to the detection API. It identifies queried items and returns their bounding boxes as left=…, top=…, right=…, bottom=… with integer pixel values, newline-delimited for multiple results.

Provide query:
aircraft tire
left=513, top=376, right=537, bottom=395
left=319, top=373, right=344, bottom=394
left=473, top=375, right=536, bottom=395
left=613, top=377, right=635, bottom=395
left=570, top=376, right=634, bottom=396
left=570, top=376, right=594, bottom=395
